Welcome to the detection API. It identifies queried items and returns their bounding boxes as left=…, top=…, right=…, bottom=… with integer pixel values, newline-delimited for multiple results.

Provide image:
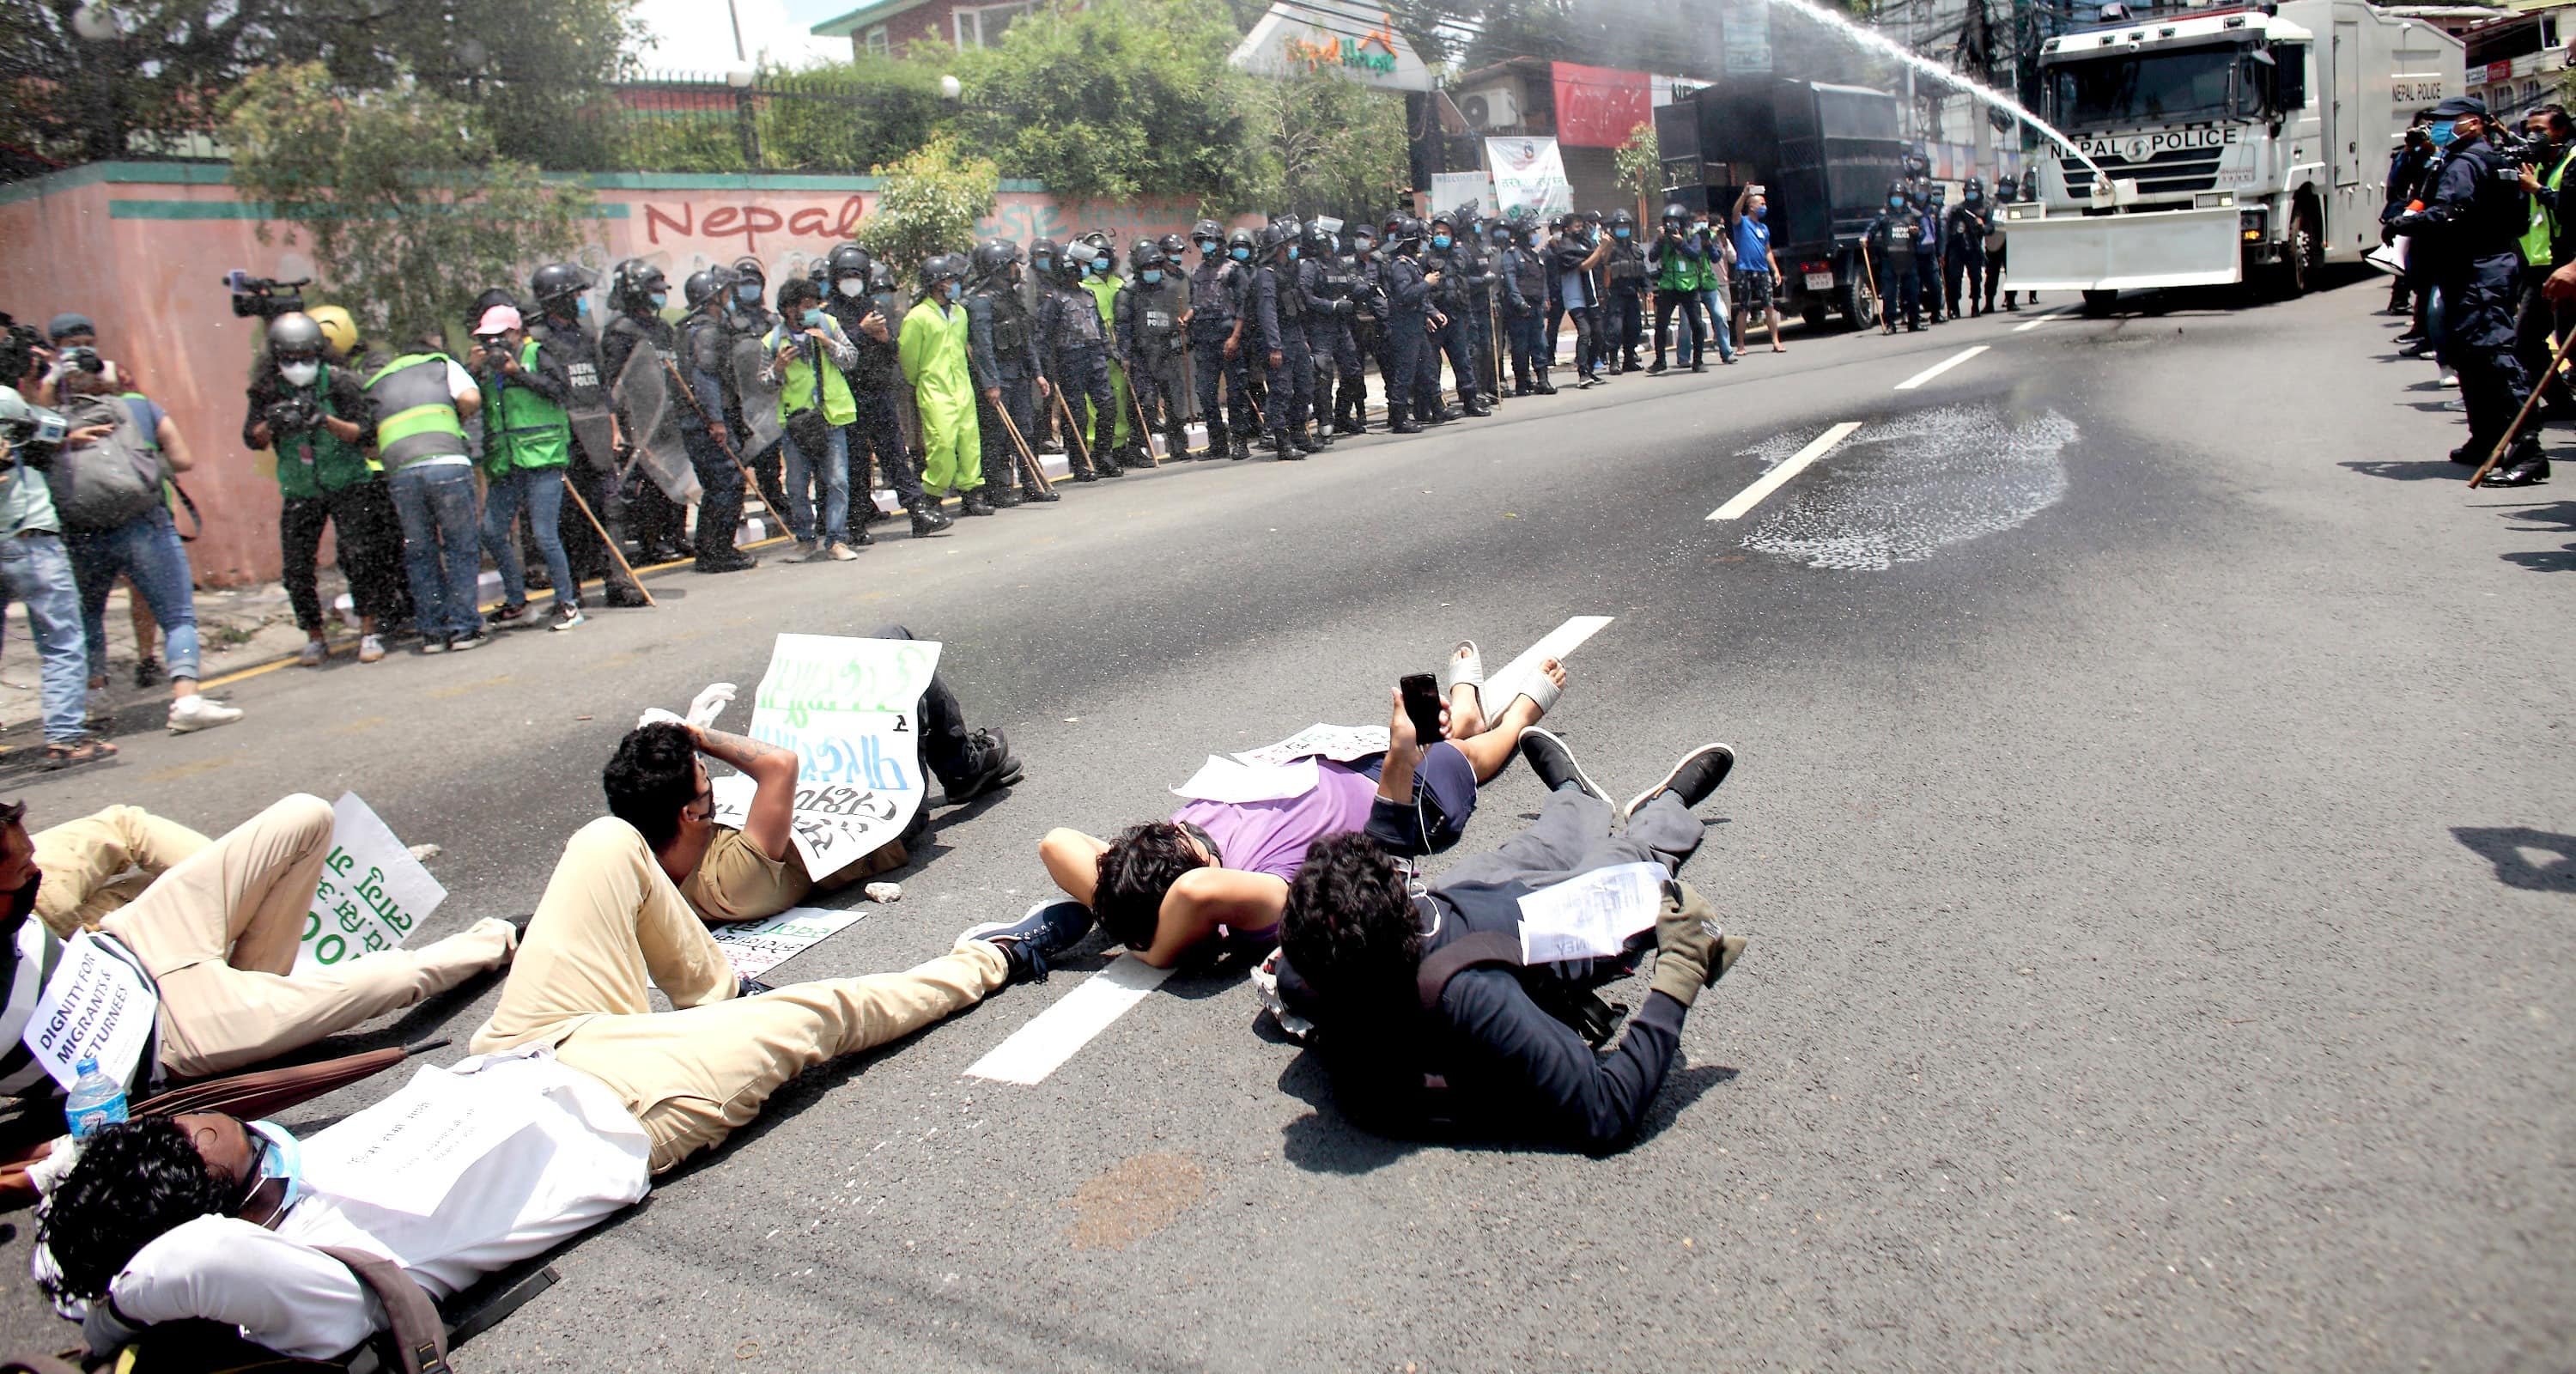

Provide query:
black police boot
left=988, top=483, right=1025, bottom=508
left=842, top=520, right=877, bottom=547
left=2487, top=444, right=2553, bottom=486
left=1388, top=403, right=1422, bottom=435
left=909, top=502, right=956, bottom=538
left=1461, top=394, right=1492, bottom=418
left=1534, top=364, right=1558, bottom=396
left=1024, top=480, right=1061, bottom=503
left=1647, top=354, right=1668, bottom=375
left=1294, top=424, right=1322, bottom=454
left=959, top=490, right=997, bottom=517
left=1229, top=432, right=1252, bottom=459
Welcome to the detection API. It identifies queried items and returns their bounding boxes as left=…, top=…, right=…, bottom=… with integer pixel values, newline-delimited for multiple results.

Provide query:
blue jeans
left=481, top=465, right=574, bottom=611
left=782, top=423, right=849, bottom=544
left=0, top=532, right=92, bottom=742
left=388, top=463, right=483, bottom=639
left=1698, top=286, right=1735, bottom=361
left=67, top=508, right=198, bottom=685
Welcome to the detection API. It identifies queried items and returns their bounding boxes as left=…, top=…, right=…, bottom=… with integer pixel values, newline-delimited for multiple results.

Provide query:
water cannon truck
left=2007, top=0, right=2465, bottom=307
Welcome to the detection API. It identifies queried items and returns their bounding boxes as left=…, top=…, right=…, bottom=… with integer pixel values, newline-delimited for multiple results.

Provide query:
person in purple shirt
left=1039, top=647, right=1570, bottom=967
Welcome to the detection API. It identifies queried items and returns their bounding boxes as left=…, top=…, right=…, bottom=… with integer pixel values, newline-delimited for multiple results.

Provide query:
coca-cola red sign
left=1552, top=62, right=1652, bottom=149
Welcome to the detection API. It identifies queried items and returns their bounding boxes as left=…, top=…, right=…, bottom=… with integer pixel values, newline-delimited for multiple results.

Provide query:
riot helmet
left=1159, top=232, right=1189, bottom=260
left=729, top=255, right=768, bottom=308
left=1964, top=176, right=1984, bottom=202
left=528, top=263, right=590, bottom=315
left=1226, top=227, right=1257, bottom=262
left=1191, top=218, right=1224, bottom=252
left=608, top=258, right=668, bottom=315
left=970, top=237, right=1022, bottom=281
left=265, top=312, right=325, bottom=362
left=1136, top=246, right=1170, bottom=285
left=683, top=266, right=733, bottom=312
left=1030, top=236, right=1061, bottom=276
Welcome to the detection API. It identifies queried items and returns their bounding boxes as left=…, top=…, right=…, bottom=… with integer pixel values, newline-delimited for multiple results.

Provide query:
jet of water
left=1763, top=0, right=2111, bottom=185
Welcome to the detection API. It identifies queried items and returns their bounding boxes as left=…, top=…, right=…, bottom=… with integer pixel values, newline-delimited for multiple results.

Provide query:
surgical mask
left=1613, top=226, right=1631, bottom=239
left=837, top=278, right=866, bottom=298
left=575, top=296, right=591, bottom=318
left=648, top=290, right=668, bottom=310
left=1142, top=269, right=1163, bottom=284
left=1965, top=190, right=1981, bottom=202
left=735, top=283, right=761, bottom=304
left=801, top=307, right=825, bottom=327
left=945, top=281, right=963, bottom=301
left=1287, top=246, right=1299, bottom=260
left=1230, top=246, right=1251, bottom=261
left=1354, top=239, right=1375, bottom=253
left=242, top=1119, right=307, bottom=1219
left=2428, top=120, right=2458, bottom=148
left=1752, top=206, right=1766, bottom=222
left=278, top=361, right=319, bottom=387
left=1431, top=234, right=1451, bottom=249
left=1692, top=222, right=1710, bottom=234
left=1034, top=256, right=1053, bottom=272
left=1090, top=258, right=1109, bottom=275
left=1890, top=196, right=1908, bottom=210
left=1196, top=239, right=1218, bottom=254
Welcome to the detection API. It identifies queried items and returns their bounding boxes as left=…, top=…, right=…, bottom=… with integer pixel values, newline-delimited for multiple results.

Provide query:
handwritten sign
left=1516, top=861, right=1667, bottom=964
left=301, top=1063, right=544, bottom=1217
left=295, top=794, right=447, bottom=976
left=1487, top=137, right=1575, bottom=222
left=1235, top=723, right=1390, bottom=769
left=707, top=904, right=872, bottom=981
left=21, top=933, right=157, bottom=1091
left=745, top=634, right=943, bottom=881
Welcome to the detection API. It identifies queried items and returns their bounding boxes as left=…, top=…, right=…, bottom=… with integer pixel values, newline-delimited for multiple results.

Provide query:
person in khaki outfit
left=31, top=805, right=210, bottom=938
left=0, top=794, right=520, bottom=1090
left=468, top=720, right=1088, bottom=1173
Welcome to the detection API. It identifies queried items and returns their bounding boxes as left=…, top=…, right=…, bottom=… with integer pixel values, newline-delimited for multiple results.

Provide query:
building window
left=953, top=1, right=1036, bottom=50
left=865, top=23, right=890, bottom=56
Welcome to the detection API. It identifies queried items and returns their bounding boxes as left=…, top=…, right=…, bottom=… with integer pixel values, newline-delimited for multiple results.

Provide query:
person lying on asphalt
left=27, top=804, right=210, bottom=938
left=1039, top=642, right=1567, bottom=967
left=29, top=882, right=1090, bottom=1362
left=1270, top=731, right=1745, bottom=1154
left=619, top=623, right=1020, bottom=926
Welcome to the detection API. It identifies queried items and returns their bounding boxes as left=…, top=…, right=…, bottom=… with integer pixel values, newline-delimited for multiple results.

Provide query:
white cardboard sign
left=297, top=793, right=447, bottom=976
left=21, top=932, right=157, bottom=1091
left=744, top=634, right=943, bottom=880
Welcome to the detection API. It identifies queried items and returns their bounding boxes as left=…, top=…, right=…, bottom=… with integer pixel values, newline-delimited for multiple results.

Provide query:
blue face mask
left=2427, top=119, right=2458, bottom=148
left=1287, top=245, right=1300, bottom=260
left=1230, top=246, right=1251, bottom=261
left=242, top=1119, right=306, bottom=1218
left=1752, top=206, right=1766, bottom=222
left=1195, top=239, right=1218, bottom=254
left=1090, top=258, right=1109, bottom=275
left=1614, top=226, right=1632, bottom=239
left=648, top=291, right=668, bottom=310
left=1965, top=190, right=1981, bottom=202
left=575, top=296, right=590, bottom=318
left=801, top=307, right=825, bottom=327
left=1431, top=234, right=1452, bottom=250
left=1890, top=196, right=1908, bottom=210
left=1142, top=269, right=1163, bottom=284
left=1354, top=239, right=1375, bottom=253
left=945, top=281, right=963, bottom=301
left=1034, top=256, right=1053, bottom=272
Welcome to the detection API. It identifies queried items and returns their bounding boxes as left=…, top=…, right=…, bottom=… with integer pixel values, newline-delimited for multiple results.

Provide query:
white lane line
left=965, top=956, right=1174, bottom=1085
left=1482, top=614, right=1613, bottom=709
left=1708, top=422, right=1863, bottom=521
left=1894, top=345, right=1990, bottom=392
left=2011, top=306, right=2078, bottom=333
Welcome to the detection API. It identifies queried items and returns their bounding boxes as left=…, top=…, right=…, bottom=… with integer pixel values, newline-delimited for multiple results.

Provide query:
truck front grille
left=2063, top=144, right=2225, bottom=196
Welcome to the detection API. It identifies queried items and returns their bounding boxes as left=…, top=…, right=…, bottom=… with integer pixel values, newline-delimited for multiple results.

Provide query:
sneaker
left=943, top=727, right=1023, bottom=805
left=134, top=654, right=165, bottom=689
left=494, top=602, right=546, bottom=630
left=448, top=629, right=492, bottom=653
left=792, top=539, right=820, bottom=560
left=1625, top=744, right=1737, bottom=818
left=827, top=542, right=860, bottom=562
left=418, top=635, right=452, bottom=656
left=1516, top=727, right=1607, bottom=803
left=960, top=900, right=1096, bottom=984
left=357, top=634, right=386, bottom=664
left=296, top=641, right=326, bottom=669
left=550, top=603, right=586, bottom=632
left=168, top=693, right=244, bottom=734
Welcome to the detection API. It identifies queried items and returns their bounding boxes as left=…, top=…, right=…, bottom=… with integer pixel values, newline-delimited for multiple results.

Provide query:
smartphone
left=1398, top=672, right=1444, bottom=745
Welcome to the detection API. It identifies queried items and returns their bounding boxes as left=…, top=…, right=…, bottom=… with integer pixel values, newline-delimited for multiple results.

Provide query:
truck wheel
left=1839, top=272, right=1880, bottom=331
left=2277, top=204, right=2318, bottom=299
left=2081, top=289, right=2117, bottom=314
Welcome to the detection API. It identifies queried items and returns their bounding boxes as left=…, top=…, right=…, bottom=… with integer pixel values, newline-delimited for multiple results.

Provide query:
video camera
left=54, top=344, right=105, bottom=376
left=226, top=270, right=309, bottom=319
left=2488, top=127, right=2545, bottom=170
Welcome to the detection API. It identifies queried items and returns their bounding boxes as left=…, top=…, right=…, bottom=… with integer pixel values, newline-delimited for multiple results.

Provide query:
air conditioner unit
left=1458, top=82, right=1522, bottom=131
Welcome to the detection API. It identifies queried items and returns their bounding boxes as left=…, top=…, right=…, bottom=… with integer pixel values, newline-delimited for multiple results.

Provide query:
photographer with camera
left=0, top=381, right=110, bottom=767
left=243, top=313, right=403, bottom=667
left=2513, top=106, right=2576, bottom=419
left=468, top=304, right=586, bottom=632
left=2390, top=95, right=2549, bottom=486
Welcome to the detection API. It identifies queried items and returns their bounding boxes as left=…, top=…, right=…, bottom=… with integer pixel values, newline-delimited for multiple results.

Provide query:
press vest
left=485, top=338, right=572, bottom=473
left=364, top=354, right=470, bottom=471
left=2523, top=149, right=2571, bottom=267
left=274, top=362, right=373, bottom=498
left=771, top=321, right=858, bottom=427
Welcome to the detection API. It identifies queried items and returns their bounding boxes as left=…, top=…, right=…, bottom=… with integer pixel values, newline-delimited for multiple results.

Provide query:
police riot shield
left=726, top=332, right=785, bottom=457
left=609, top=344, right=705, bottom=505
left=562, top=374, right=617, bottom=477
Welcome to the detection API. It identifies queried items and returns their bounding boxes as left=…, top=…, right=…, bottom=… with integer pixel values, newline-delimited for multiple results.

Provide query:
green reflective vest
left=768, top=319, right=856, bottom=427
left=483, top=337, right=571, bottom=474
left=273, top=362, right=373, bottom=499
left=364, top=354, right=470, bottom=471
left=2523, top=150, right=2570, bottom=267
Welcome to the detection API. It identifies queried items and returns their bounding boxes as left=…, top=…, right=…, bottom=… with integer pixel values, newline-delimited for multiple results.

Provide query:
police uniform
left=820, top=277, right=918, bottom=530
left=528, top=307, right=647, bottom=605
left=1418, top=230, right=1483, bottom=416
left=965, top=272, right=1046, bottom=504
left=1115, top=266, right=1191, bottom=460
left=1190, top=245, right=1255, bottom=455
left=2397, top=96, right=2545, bottom=481
left=1036, top=271, right=1120, bottom=477
left=1382, top=233, right=1432, bottom=433
left=1943, top=188, right=1990, bottom=319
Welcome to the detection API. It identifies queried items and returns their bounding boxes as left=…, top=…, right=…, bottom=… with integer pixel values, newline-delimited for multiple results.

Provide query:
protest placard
left=1516, top=861, right=1667, bottom=963
left=301, top=1063, right=545, bottom=1217
left=20, top=932, right=157, bottom=1091
left=1234, top=723, right=1389, bottom=769
left=296, top=794, right=447, bottom=976
left=1487, top=137, right=1575, bottom=222
left=707, top=905, right=872, bottom=981
left=744, top=634, right=944, bottom=880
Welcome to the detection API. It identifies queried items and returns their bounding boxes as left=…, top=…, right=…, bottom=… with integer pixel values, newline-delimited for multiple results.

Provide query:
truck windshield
left=2045, top=47, right=2240, bottom=131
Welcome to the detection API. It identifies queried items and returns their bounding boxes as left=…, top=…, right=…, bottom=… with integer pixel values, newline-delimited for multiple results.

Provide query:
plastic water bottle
left=64, top=1057, right=126, bottom=1140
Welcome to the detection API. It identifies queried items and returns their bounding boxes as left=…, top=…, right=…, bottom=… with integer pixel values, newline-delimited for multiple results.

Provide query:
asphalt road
left=2, top=276, right=2571, bottom=1371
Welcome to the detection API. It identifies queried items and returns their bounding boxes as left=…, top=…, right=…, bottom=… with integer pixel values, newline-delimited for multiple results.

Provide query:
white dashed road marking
left=1894, top=345, right=1990, bottom=392
left=1708, top=422, right=1864, bottom=521
left=2011, top=306, right=2078, bottom=333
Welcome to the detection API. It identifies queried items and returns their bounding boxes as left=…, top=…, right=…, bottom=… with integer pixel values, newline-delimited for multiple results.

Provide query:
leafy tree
left=951, top=0, right=1248, bottom=206
left=1613, top=120, right=1661, bottom=219
left=1238, top=74, right=1412, bottom=220
left=861, top=134, right=1001, bottom=278
left=751, top=59, right=954, bottom=173
left=222, top=63, right=599, bottom=350
left=1, top=0, right=636, bottom=168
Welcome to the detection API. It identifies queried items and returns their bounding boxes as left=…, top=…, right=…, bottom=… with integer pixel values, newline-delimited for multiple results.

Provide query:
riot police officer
left=1913, top=183, right=1945, bottom=325
left=964, top=238, right=1057, bottom=507
left=1304, top=223, right=1367, bottom=436
left=1035, top=242, right=1121, bottom=479
left=593, top=260, right=691, bottom=566
left=1867, top=181, right=1926, bottom=333
left=2393, top=94, right=2548, bottom=484
left=1115, top=245, right=1191, bottom=462
left=1382, top=216, right=1433, bottom=434
left=1218, top=227, right=1268, bottom=459
left=1341, top=223, right=1391, bottom=432
left=1601, top=209, right=1648, bottom=371
left=1944, top=178, right=1990, bottom=319
left=1249, top=220, right=1317, bottom=457
left=1455, top=204, right=1500, bottom=404
left=717, top=255, right=793, bottom=526
left=1419, top=212, right=1486, bottom=420
left=1187, top=220, right=1253, bottom=459
left=526, top=264, right=649, bottom=607
left=1498, top=218, right=1551, bottom=394
left=821, top=244, right=918, bottom=538
left=667, top=266, right=759, bottom=569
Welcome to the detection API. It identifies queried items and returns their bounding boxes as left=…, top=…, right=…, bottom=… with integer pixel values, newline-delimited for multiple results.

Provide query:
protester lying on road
left=0, top=794, right=520, bottom=1103
left=1038, top=642, right=1567, bottom=967
left=30, top=804, right=210, bottom=938
left=1270, top=731, right=1744, bottom=1154
left=467, top=783, right=1091, bottom=1172
left=618, top=623, right=1020, bottom=926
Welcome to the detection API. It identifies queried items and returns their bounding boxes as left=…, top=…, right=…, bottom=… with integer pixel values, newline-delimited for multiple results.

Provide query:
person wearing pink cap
left=467, top=304, right=585, bottom=633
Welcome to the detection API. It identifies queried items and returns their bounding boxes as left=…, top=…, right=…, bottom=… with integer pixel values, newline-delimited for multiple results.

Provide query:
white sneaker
left=168, top=694, right=243, bottom=733
left=357, top=634, right=386, bottom=663
left=827, top=542, right=860, bottom=562
left=495, top=602, right=546, bottom=629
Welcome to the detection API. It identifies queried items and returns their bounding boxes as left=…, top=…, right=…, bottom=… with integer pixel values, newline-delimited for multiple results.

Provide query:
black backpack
left=46, top=395, right=171, bottom=533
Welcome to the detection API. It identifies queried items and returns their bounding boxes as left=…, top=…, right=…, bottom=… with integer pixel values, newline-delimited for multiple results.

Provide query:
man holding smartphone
left=1037, top=650, right=1571, bottom=969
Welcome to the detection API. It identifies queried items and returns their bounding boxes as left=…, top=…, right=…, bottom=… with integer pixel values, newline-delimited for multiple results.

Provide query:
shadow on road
left=2339, top=459, right=2470, bottom=482
left=2451, top=825, right=2576, bottom=891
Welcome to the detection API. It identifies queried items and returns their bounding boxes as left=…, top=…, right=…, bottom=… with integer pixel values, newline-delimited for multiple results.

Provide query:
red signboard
left=1552, top=62, right=1653, bottom=148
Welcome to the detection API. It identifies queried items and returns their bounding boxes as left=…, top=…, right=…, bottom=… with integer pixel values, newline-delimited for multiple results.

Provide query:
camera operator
left=467, top=304, right=585, bottom=633
left=0, top=385, right=110, bottom=767
left=244, top=313, right=402, bottom=668
left=2514, top=106, right=2576, bottom=418
left=2391, top=96, right=2547, bottom=486
left=526, top=264, right=650, bottom=611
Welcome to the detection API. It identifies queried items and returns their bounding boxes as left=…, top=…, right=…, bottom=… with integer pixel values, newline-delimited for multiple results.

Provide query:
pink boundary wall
left=0, top=167, right=1230, bottom=586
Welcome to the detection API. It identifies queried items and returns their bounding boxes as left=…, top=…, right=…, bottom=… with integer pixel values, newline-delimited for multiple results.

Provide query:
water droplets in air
left=1738, top=405, right=2077, bottom=571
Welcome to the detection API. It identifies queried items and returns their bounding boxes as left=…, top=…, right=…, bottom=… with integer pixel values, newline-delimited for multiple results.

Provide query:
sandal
left=1439, top=640, right=1484, bottom=696
left=45, top=739, right=118, bottom=769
